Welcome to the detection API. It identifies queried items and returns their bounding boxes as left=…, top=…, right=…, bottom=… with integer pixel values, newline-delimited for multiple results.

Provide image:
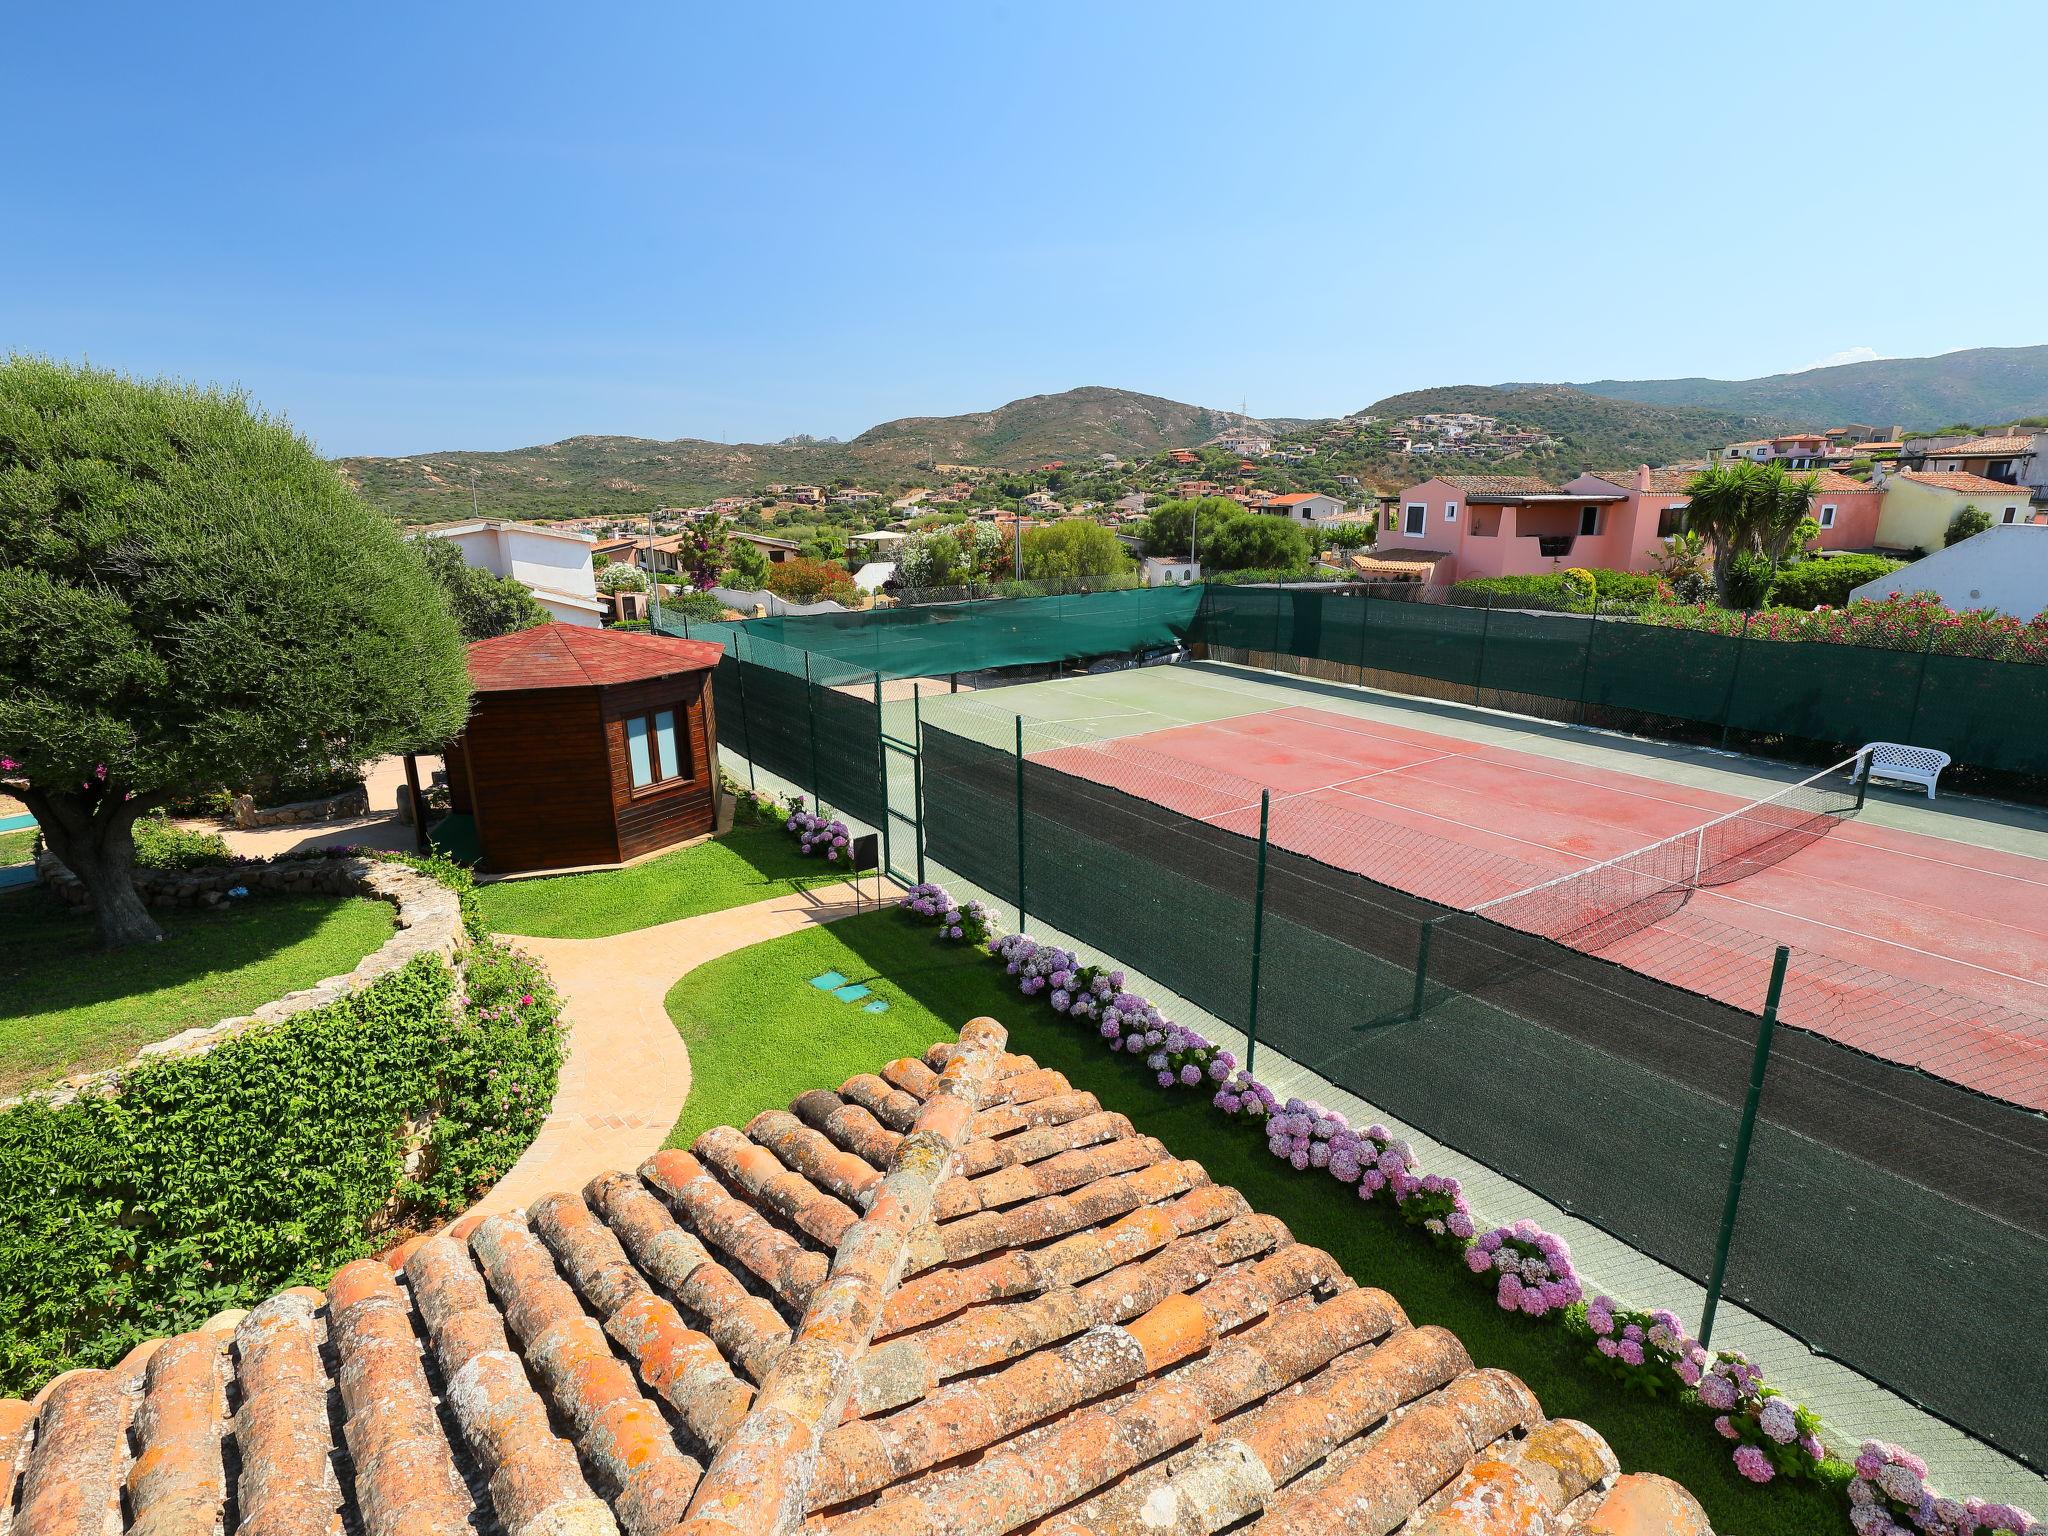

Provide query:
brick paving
left=472, top=879, right=897, bottom=1224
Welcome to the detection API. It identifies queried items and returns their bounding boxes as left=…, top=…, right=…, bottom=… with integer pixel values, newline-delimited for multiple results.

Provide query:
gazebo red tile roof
left=467, top=622, right=724, bottom=693
left=0, top=1019, right=1715, bottom=1536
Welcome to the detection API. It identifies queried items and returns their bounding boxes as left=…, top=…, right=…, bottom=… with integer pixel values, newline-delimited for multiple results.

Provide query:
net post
left=1245, top=790, right=1272, bottom=1077
left=1409, top=916, right=1436, bottom=1020
left=805, top=651, right=821, bottom=815
left=874, top=672, right=890, bottom=879
left=1014, top=714, right=1027, bottom=935
left=1699, top=943, right=1787, bottom=1349
left=1717, top=610, right=1753, bottom=751
left=1574, top=599, right=1599, bottom=724
left=734, top=653, right=757, bottom=794
left=1473, top=591, right=1494, bottom=705
left=912, top=683, right=927, bottom=883
left=1854, top=745, right=1870, bottom=812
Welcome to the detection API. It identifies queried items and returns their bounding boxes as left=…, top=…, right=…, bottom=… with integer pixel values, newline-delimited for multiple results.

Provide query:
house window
left=625, top=707, right=687, bottom=790
left=1819, top=504, right=1837, bottom=529
left=1444, top=502, right=1459, bottom=523
left=2004, top=507, right=2019, bottom=524
left=1403, top=503, right=1426, bottom=537
left=1578, top=505, right=1600, bottom=536
left=1657, top=504, right=1687, bottom=538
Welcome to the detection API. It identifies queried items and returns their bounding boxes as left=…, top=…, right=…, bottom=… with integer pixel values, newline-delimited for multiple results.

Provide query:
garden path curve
left=465, top=878, right=898, bottom=1225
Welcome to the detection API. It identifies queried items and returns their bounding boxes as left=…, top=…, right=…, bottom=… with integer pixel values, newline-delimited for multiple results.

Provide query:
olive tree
left=0, top=358, right=471, bottom=947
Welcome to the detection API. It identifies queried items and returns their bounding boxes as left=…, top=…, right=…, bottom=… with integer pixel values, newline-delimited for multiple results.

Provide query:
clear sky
left=6, top=1, right=2044, bottom=457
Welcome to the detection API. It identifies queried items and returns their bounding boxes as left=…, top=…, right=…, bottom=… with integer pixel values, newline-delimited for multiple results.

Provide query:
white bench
left=1860, top=742, right=1952, bottom=801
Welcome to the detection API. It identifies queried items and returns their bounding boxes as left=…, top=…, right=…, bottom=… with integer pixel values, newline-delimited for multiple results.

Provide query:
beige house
left=1874, top=469, right=2034, bottom=553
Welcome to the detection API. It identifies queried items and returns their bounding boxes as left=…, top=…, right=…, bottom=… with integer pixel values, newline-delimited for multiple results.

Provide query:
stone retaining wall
left=232, top=786, right=369, bottom=827
left=9, top=855, right=467, bottom=1110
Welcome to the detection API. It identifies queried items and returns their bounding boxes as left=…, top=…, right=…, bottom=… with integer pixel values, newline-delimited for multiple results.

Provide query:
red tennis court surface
left=1036, top=704, right=2048, bottom=1108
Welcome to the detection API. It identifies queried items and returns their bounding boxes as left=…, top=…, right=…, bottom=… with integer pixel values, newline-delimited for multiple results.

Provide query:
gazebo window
left=626, top=708, right=687, bottom=788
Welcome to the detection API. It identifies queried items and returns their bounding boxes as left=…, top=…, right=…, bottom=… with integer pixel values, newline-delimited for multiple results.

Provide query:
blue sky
left=6, top=1, right=2044, bottom=457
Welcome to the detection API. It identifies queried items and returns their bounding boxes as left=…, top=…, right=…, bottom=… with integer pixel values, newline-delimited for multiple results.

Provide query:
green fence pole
left=1903, top=628, right=1935, bottom=744
left=1270, top=589, right=1286, bottom=660
left=1014, top=714, right=1027, bottom=934
left=912, top=683, right=927, bottom=883
left=874, top=673, right=890, bottom=878
left=1698, top=944, right=1788, bottom=1349
left=1409, top=917, right=1436, bottom=1020
left=1356, top=589, right=1371, bottom=678
left=1574, top=598, right=1600, bottom=724
left=1245, top=790, right=1271, bottom=1077
left=734, top=657, right=757, bottom=794
left=1473, top=592, right=1494, bottom=705
left=1717, top=611, right=1753, bottom=752
left=805, top=652, right=821, bottom=815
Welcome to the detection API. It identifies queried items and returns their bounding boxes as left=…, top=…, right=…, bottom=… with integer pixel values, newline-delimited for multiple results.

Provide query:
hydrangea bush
left=899, top=882, right=992, bottom=944
left=1848, top=1443, right=2040, bottom=1535
left=990, top=933, right=1235, bottom=1090
left=785, top=806, right=850, bottom=859
left=1464, top=1221, right=1583, bottom=1319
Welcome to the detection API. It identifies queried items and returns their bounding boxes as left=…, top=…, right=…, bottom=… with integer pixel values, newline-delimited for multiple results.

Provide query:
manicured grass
left=0, top=827, right=35, bottom=867
left=476, top=819, right=860, bottom=939
left=0, top=887, right=395, bottom=1095
left=664, top=911, right=1852, bottom=1536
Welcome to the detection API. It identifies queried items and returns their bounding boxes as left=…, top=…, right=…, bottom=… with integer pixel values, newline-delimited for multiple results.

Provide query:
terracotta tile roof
left=1807, top=470, right=1874, bottom=493
left=1929, top=434, right=2033, bottom=456
left=1898, top=470, right=2032, bottom=496
left=0, top=1018, right=1713, bottom=1536
left=467, top=622, right=724, bottom=692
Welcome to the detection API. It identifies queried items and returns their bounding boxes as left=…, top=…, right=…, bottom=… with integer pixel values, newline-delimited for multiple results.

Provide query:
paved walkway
left=466, top=878, right=897, bottom=1223
left=172, top=754, right=443, bottom=859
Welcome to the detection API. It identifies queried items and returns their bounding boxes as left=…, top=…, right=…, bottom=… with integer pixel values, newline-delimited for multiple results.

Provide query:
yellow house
left=1875, top=470, right=2033, bottom=552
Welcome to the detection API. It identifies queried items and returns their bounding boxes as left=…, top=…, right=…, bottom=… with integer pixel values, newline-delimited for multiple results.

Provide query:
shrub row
left=0, top=854, right=559, bottom=1397
left=892, top=889, right=2037, bottom=1536
left=1448, top=568, right=1665, bottom=611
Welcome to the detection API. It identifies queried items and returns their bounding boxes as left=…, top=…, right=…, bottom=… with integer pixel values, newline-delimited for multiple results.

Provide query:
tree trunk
left=23, top=790, right=166, bottom=948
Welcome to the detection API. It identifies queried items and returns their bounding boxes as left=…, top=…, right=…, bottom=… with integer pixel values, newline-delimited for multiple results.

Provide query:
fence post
left=1409, top=918, right=1436, bottom=1020
left=1473, top=592, right=1494, bottom=705
left=733, top=656, right=757, bottom=794
left=1245, top=790, right=1271, bottom=1077
left=1699, top=944, right=1787, bottom=1349
left=1904, top=628, right=1936, bottom=743
left=1270, top=589, right=1286, bottom=660
left=1356, top=588, right=1371, bottom=679
left=805, top=651, right=821, bottom=815
left=1717, top=611, right=1753, bottom=751
left=1013, top=715, right=1028, bottom=934
left=1574, top=597, right=1600, bottom=724
left=874, top=673, right=890, bottom=878
left=912, top=683, right=927, bottom=883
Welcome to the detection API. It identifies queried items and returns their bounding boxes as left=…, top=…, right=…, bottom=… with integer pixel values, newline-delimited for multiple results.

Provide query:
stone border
left=232, top=786, right=370, bottom=827
left=5, top=856, right=466, bottom=1111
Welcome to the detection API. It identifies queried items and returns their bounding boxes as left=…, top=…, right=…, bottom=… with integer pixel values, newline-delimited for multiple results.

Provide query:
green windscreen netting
left=1194, top=585, right=2048, bottom=777
left=918, top=719, right=2048, bottom=1467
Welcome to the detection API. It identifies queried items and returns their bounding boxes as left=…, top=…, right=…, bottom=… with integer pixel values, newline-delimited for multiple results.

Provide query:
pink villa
left=1383, top=468, right=1884, bottom=584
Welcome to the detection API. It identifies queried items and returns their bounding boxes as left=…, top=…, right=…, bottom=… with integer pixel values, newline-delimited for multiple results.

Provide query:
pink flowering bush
left=785, top=806, right=850, bottom=860
left=1464, top=1221, right=1583, bottom=1319
left=1848, top=1442, right=2040, bottom=1535
left=1581, top=1295, right=1702, bottom=1396
left=1641, top=592, right=2048, bottom=662
left=1694, top=1350, right=1828, bottom=1485
left=989, top=933, right=1235, bottom=1090
left=898, top=882, right=992, bottom=944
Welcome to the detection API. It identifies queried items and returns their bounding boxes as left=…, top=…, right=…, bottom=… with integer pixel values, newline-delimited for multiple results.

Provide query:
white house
left=847, top=529, right=909, bottom=559
left=415, top=519, right=606, bottom=627
left=1142, top=555, right=1201, bottom=587
left=1848, top=523, right=2048, bottom=620
left=852, top=561, right=897, bottom=594
left=1260, top=492, right=1346, bottom=524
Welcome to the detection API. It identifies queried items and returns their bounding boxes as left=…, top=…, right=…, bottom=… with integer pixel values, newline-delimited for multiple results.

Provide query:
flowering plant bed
left=899, top=882, right=993, bottom=944
left=884, top=897, right=2037, bottom=1531
left=1850, top=1441, right=2040, bottom=1535
left=785, top=803, right=851, bottom=860
left=1639, top=593, right=2048, bottom=663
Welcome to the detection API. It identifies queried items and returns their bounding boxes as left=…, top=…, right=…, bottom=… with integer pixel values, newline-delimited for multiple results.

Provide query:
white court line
left=1698, top=888, right=2048, bottom=1000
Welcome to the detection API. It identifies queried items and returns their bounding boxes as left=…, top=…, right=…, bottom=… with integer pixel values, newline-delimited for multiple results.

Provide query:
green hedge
left=0, top=925, right=562, bottom=1395
left=1766, top=554, right=1905, bottom=610
left=1449, top=569, right=1665, bottom=612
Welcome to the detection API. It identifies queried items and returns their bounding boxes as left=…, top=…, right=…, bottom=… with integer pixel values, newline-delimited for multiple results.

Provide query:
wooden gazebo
left=446, top=623, right=724, bottom=874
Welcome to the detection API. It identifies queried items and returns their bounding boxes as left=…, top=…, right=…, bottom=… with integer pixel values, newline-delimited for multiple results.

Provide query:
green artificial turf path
left=476, top=818, right=861, bottom=939
left=663, top=910, right=1852, bottom=1536
left=0, top=887, right=394, bottom=1095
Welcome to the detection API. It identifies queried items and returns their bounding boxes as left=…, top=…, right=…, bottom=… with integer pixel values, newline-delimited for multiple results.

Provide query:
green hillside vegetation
left=1558, top=344, right=2048, bottom=429
left=1361, top=385, right=1785, bottom=475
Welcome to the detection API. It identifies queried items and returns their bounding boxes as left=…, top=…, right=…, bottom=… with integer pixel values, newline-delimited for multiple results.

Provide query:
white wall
left=1849, top=524, right=2048, bottom=619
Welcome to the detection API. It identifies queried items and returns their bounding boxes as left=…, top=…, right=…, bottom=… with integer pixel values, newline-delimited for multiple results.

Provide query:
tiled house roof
left=467, top=622, right=725, bottom=692
left=1898, top=470, right=2031, bottom=496
left=0, top=1018, right=1712, bottom=1536
left=1929, top=434, right=2033, bottom=456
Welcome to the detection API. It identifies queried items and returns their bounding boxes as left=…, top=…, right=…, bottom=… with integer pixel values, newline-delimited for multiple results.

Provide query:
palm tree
left=1680, top=461, right=1820, bottom=606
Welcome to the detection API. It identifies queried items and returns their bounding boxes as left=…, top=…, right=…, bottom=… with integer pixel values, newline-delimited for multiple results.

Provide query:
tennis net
left=1464, top=749, right=1869, bottom=952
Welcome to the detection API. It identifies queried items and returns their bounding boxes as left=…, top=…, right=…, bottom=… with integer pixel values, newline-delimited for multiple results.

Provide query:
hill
left=1359, top=384, right=1785, bottom=474
left=1549, top=345, right=2048, bottom=430
left=336, top=387, right=1265, bottom=522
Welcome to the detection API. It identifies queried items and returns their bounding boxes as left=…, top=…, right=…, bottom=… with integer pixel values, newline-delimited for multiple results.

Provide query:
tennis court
left=926, top=661, right=2048, bottom=1108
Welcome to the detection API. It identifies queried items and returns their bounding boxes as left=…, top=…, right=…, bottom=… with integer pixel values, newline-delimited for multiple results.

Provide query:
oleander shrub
left=0, top=936, right=562, bottom=1396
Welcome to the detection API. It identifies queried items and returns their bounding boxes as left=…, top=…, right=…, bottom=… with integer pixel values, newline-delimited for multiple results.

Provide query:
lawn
left=476, top=818, right=861, bottom=939
left=0, top=887, right=395, bottom=1095
left=663, top=910, right=1852, bottom=1536
left=0, top=827, right=35, bottom=867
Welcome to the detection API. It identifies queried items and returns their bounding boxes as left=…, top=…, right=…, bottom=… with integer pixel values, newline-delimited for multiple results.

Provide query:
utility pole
left=647, top=505, right=661, bottom=631
left=468, top=467, right=480, bottom=520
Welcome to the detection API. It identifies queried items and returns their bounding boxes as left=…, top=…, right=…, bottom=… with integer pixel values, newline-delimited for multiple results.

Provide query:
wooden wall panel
left=600, top=672, right=717, bottom=863
left=462, top=687, right=620, bottom=872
